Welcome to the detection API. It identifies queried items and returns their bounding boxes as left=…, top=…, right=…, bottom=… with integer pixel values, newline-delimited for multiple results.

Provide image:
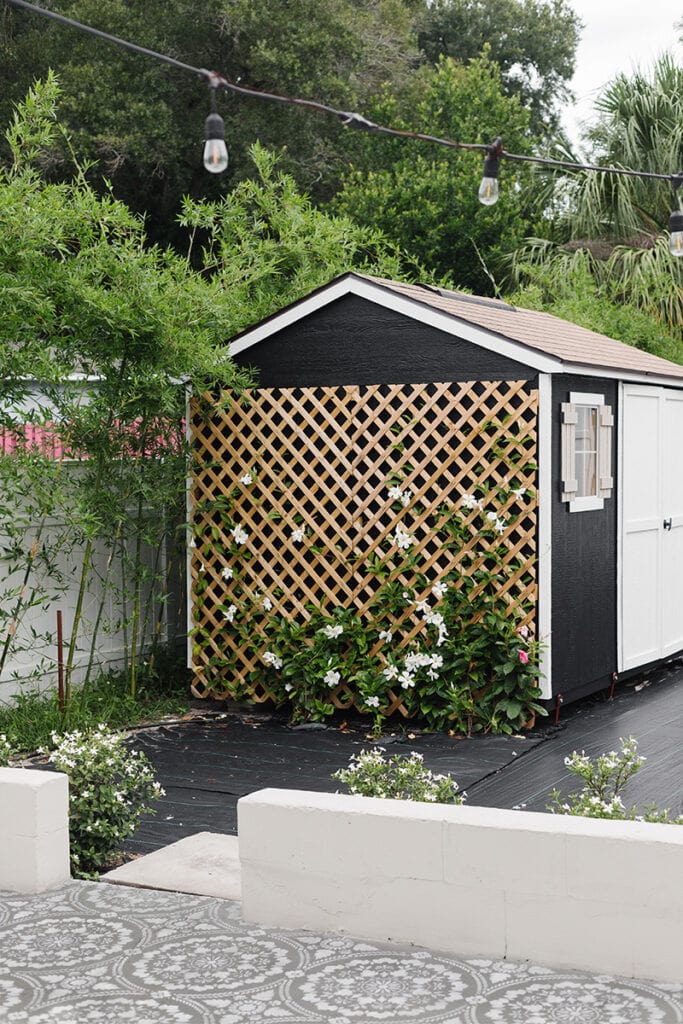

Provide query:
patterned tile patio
left=1, top=881, right=682, bottom=1023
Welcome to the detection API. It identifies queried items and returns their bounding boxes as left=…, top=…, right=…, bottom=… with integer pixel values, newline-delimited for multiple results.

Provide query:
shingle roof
left=361, top=274, right=683, bottom=381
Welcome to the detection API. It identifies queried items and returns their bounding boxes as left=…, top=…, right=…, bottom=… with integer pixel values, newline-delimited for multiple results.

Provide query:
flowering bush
left=333, top=748, right=464, bottom=804
left=193, top=469, right=546, bottom=734
left=0, top=733, right=13, bottom=766
left=45, top=725, right=165, bottom=877
left=548, top=736, right=683, bottom=824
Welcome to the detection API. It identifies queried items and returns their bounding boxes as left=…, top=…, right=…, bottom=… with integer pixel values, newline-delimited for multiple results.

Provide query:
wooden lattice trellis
left=189, top=380, right=538, bottom=712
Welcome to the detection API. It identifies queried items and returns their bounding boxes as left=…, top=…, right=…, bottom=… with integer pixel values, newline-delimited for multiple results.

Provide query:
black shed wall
left=550, top=375, right=618, bottom=701
left=233, top=294, right=536, bottom=386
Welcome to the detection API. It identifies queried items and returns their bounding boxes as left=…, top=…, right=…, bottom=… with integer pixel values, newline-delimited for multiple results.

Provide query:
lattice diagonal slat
left=189, top=381, right=538, bottom=711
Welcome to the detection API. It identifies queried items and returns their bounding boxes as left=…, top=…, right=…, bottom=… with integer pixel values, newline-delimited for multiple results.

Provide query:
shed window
left=561, top=392, right=613, bottom=512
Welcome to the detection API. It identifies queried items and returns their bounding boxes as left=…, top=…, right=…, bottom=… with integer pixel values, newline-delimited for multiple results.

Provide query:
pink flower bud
left=518, top=649, right=529, bottom=665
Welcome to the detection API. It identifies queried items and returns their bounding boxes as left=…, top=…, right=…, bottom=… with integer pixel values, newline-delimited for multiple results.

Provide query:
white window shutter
left=561, top=402, right=578, bottom=502
left=597, top=404, right=614, bottom=498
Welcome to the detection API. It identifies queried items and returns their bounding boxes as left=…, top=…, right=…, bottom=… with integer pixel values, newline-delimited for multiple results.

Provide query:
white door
left=620, top=384, right=683, bottom=670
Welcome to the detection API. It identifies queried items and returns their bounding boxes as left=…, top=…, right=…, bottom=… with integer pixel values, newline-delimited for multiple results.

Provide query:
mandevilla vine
left=195, top=469, right=547, bottom=735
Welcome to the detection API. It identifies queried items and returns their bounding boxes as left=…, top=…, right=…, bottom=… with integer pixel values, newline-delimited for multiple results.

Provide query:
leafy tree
left=565, top=54, right=683, bottom=242
left=0, top=77, right=415, bottom=695
left=416, top=0, right=581, bottom=133
left=334, top=55, right=537, bottom=292
left=504, top=55, right=683, bottom=339
left=0, top=0, right=419, bottom=245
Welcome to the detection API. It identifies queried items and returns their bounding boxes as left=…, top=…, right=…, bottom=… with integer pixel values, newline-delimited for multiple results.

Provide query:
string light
left=203, top=80, right=228, bottom=174
left=478, top=137, right=503, bottom=206
left=669, top=176, right=683, bottom=258
left=5, top=0, right=683, bottom=258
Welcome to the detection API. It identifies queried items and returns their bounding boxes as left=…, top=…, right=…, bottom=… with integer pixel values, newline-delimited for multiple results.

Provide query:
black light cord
left=3, top=0, right=683, bottom=187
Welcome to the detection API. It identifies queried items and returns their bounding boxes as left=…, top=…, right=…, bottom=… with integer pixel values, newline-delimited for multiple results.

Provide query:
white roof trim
left=228, top=274, right=683, bottom=386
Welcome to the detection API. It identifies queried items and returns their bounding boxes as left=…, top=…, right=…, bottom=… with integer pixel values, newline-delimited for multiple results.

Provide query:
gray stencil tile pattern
left=1, top=882, right=681, bottom=1023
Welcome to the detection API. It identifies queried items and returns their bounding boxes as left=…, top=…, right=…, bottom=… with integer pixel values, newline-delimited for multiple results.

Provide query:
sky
left=562, top=0, right=682, bottom=149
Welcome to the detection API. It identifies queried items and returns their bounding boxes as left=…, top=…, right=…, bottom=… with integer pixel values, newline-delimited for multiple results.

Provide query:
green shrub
left=548, top=737, right=682, bottom=824
left=333, top=748, right=464, bottom=804
left=44, top=725, right=165, bottom=877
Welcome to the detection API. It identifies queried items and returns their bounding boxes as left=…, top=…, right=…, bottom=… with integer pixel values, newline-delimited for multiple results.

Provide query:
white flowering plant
left=194, top=470, right=545, bottom=734
left=0, top=733, right=14, bottom=766
left=333, top=748, right=464, bottom=804
left=46, top=725, right=165, bottom=877
left=548, top=737, right=683, bottom=824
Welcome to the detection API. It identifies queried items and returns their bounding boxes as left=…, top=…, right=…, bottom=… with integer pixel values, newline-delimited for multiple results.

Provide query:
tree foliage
left=504, top=54, right=683, bottom=344
left=334, top=55, right=537, bottom=293
left=416, top=0, right=580, bottom=132
left=0, top=0, right=418, bottom=243
left=0, top=0, right=581, bottom=248
left=566, top=54, right=683, bottom=242
left=508, top=243, right=683, bottom=359
left=0, top=77, right=414, bottom=690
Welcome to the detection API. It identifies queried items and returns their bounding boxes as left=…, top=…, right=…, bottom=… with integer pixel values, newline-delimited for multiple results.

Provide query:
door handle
left=663, top=518, right=673, bottom=531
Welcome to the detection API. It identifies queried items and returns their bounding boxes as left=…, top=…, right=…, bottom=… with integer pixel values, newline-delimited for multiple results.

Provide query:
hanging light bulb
left=478, top=137, right=503, bottom=206
left=203, top=111, right=228, bottom=173
left=670, top=210, right=683, bottom=257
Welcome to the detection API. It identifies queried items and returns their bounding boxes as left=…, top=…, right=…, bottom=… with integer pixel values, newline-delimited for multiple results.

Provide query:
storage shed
left=188, top=272, right=683, bottom=710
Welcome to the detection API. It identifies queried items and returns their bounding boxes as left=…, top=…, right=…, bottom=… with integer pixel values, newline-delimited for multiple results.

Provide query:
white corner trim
left=617, top=381, right=625, bottom=673
left=185, top=383, right=194, bottom=673
left=537, top=374, right=552, bottom=700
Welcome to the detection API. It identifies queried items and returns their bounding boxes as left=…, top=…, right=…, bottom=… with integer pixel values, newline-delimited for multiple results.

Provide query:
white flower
left=230, top=524, right=249, bottom=545
left=365, top=695, right=380, bottom=708
left=324, top=669, right=341, bottom=688
left=240, top=470, right=254, bottom=485
left=494, top=517, right=505, bottom=534
left=400, top=488, right=412, bottom=507
left=378, top=629, right=392, bottom=643
left=262, top=597, right=273, bottom=611
left=291, top=527, right=305, bottom=543
left=432, top=581, right=447, bottom=599
left=416, top=599, right=430, bottom=616
left=262, top=650, right=283, bottom=669
left=223, top=604, right=237, bottom=623
left=198, top=563, right=206, bottom=573
left=461, top=493, right=482, bottom=510
left=221, top=566, right=233, bottom=581
left=383, top=664, right=399, bottom=680
left=486, top=511, right=498, bottom=522
left=323, top=624, right=343, bottom=639
left=284, top=683, right=293, bottom=692
left=399, top=673, right=415, bottom=689
left=387, top=485, right=403, bottom=501
left=512, top=486, right=526, bottom=499
left=188, top=536, right=197, bottom=548
left=392, top=525, right=414, bottom=551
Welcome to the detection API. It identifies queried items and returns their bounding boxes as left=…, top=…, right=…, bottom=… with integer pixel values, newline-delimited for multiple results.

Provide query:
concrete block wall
left=0, top=768, right=70, bottom=893
left=238, top=788, right=683, bottom=983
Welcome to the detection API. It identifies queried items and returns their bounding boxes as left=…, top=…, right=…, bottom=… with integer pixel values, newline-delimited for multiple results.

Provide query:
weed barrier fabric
left=123, top=661, right=683, bottom=855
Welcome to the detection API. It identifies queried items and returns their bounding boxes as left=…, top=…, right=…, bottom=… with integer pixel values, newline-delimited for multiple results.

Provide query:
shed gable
left=233, top=293, right=536, bottom=387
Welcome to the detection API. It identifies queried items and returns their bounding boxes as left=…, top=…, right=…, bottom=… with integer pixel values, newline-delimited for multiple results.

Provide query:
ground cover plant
left=0, top=659, right=190, bottom=757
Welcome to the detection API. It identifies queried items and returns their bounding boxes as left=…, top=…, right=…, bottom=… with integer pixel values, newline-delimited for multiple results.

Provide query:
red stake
left=57, top=609, right=65, bottom=714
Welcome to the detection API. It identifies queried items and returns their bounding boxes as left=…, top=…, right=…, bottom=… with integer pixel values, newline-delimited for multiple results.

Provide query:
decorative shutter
left=561, top=402, right=578, bottom=502
left=597, top=404, right=614, bottom=499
